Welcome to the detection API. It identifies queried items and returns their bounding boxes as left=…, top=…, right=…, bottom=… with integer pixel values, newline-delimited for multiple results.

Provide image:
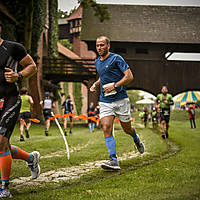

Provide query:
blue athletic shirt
left=95, top=52, right=129, bottom=103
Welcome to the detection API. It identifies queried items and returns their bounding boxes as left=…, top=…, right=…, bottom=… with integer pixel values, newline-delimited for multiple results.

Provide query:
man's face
left=161, top=87, right=168, bottom=94
left=96, top=38, right=110, bottom=57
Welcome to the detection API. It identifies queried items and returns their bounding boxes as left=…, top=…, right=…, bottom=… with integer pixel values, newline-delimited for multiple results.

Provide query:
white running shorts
left=99, top=98, right=131, bottom=122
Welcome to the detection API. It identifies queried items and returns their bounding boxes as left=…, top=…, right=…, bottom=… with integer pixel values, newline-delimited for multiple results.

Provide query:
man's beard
left=100, top=48, right=108, bottom=57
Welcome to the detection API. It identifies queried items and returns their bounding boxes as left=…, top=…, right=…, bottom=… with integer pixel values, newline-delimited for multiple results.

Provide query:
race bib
left=103, top=83, right=117, bottom=97
left=164, top=110, right=170, bottom=116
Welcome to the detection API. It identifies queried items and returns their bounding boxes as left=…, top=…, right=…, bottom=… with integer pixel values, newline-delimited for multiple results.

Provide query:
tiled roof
left=58, top=42, right=81, bottom=60
left=67, top=5, right=82, bottom=21
left=81, top=4, right=200, bottom=44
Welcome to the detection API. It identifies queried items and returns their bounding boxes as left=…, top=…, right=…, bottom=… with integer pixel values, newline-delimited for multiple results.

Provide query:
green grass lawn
left=8, top=110, right=200, bottom=199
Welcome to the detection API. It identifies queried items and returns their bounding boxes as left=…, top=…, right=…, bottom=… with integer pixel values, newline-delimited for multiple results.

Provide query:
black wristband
left=17, top=73, right=23, bottom=82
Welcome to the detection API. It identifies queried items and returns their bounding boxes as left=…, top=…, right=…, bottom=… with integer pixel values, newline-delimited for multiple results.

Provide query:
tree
left=127, top=90, right=143, bottom=107
left=79, top=0, right=110, bottom=22
left=58, top=9, right=69, bottom=19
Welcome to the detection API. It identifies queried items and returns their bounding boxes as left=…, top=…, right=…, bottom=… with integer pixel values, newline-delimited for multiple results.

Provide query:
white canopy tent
left=136, top=98, right=155, bottom=104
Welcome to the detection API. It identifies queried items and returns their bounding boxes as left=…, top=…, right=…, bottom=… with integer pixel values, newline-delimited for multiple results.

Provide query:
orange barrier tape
left=49, top=113, right=135, bottom=124
left=29, top=118, right=40, bottom=123
left=114, top=118, right=120, bottom=124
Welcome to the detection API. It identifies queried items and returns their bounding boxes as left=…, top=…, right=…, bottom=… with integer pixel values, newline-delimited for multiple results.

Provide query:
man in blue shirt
left=90, top=36, right=144, bottom=170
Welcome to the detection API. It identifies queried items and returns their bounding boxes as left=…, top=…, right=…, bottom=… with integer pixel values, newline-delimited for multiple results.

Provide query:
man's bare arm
left=90, top=78, right=100, bottom=92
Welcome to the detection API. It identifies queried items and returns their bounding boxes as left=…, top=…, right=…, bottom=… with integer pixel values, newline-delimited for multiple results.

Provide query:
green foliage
left=57, top=9, right=69, bottom=19
left=1, top=0, right=46, bottom=59
left=127, top=90, right=143, bottom=107
left=0, top=20, right=17, bottom=41
left=79, top=0, right=110, bottom=22
left=63, top=82, right=69, bottom=94
left=59, top=39, right=73, bottom=51
left=73, top=82, right=82, bottom=114
left=31, top=0, right=47, bottom=59
left=49, top=0, right=59, bottom=58
left=1, top=0, right=26, bottom=43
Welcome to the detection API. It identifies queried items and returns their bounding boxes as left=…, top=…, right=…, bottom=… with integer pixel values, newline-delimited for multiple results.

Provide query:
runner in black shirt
left=0, top=21, right=40, bottom=198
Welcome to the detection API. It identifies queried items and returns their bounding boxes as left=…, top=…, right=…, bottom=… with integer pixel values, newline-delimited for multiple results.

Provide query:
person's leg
left=161, top=120, right=165, bottom=138
left=0, top=95, right=21, bottom=195
left=193, top=118, right=196, bottom=128
left=10, top=145, right=32, bottom=162
left=25, top=121, right=31, bottom=138
left=0, top=136, right=12, bottom=189
left=88, top=123, right=92, bottom=132
left=189, top=118, right=193, bottom=128
left=120, top=121, right=144, bottom=154
left=46, top=119, right=50, bottom=132
left=165, top=122, right=169, bottom=138
left=44, top=119, right=49, bottom=136
left=70, top=118, right=73, bottom=134
left=26, top=121, right=31, bottom=131
left=10, top=145, right=40, bottom=179
left=64, top=118, right=67, bottom=131
left=101, top=116, right=116, bottom=161
left=19, top=119, right=25, bottom=141
left=63, top=118, right=67, bottom=135
left=92, top=123, right=95, bottom=132
left=120, top=121, right=139, bottom=142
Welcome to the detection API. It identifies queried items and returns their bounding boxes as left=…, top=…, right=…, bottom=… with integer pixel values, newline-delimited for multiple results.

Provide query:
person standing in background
left=19, top=87, right=34, bottom=141
left=188, top=103, right=196, bottom=129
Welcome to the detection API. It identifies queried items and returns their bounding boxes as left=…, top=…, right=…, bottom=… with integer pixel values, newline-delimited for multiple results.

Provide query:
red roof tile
left=67, top=5, right=82, bottom=21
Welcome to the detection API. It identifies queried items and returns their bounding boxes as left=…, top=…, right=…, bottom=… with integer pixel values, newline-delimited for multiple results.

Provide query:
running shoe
left=101, top=159, right=121, bottom=170
left=27, top=151, right=40, bottom=179
left=135, top=141, right=145, bottom=154
left=69, top=130, right=72, bottom=135
left=165, top=131, right=168, bottom=139
left=20, top=135, right=25, bottom=141
left=162, top=134, right=165, bottom=139
left=0, top=188, right=12, bottom=198
left=25, top=128, right=30, bottom=138
left=64, top=131, right=67, bottom=136
left=45, top=130, right=48, bottom=136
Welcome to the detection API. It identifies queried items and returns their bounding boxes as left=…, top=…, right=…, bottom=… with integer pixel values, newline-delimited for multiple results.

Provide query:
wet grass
left=8, top=110, right=200, bottom=199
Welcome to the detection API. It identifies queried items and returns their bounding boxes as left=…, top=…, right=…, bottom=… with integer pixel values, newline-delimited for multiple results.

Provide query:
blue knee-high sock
left=89, top=124, right=92, bottom=132
left=131, top=129, right=140, bottom=143
left=92, top=123, right=95, bottom=131
left=105, top=136, right=117, bottom=161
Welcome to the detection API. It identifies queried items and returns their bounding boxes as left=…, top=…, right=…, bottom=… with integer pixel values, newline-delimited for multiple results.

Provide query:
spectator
left=188, top=103, right=196, bottom=129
